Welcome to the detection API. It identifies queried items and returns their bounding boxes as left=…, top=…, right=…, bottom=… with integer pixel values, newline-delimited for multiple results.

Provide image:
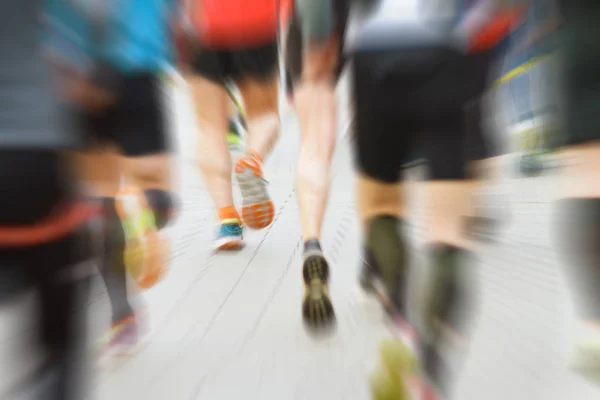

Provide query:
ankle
left=218, top=205, right=240, bottom=223
left=303, top=238, right=321, bottom=253
left=247, top=149, right=262, bottom=163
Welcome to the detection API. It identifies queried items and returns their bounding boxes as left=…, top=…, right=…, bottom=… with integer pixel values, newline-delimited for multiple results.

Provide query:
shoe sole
left=235, top=158, right=275, bottom=230
left=302, top=253, right=335, bottom=332
left=214, top=236, right=245, bottom=251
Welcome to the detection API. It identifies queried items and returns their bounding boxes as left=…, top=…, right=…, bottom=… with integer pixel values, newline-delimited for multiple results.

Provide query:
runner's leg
left=0, top=150, right=94, bottom=400
left=555, top=0, right=600, bottom=380
left=191, top=48, right=244, bottom=250
left=289, top=0, right=349, bottom=330
left=233, top=42, right=280, bottom=229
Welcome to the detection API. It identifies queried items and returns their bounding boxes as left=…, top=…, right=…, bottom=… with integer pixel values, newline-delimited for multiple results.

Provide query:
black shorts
left=352, top=46, right=493, bottom=183
left=0, top=150, right=75, bottom=225
left=465, top=96, right=498, bottom=162
left=285, top=0, right=350, bottom=86
left=77, top=73, right=169, bottom=157
left=192, top=41, right=279, bottom=83
left=558, top=0, right=600, bottom=146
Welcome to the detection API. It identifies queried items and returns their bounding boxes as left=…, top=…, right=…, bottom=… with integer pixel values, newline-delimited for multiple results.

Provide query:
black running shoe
left=302, top=240, right=335, bottom=331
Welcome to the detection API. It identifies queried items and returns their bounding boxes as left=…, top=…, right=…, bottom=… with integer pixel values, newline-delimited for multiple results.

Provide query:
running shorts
left=191, top=40, right=279, bottom=84
left=352, top=43, right=493, bottom=183
left=75, top=73, right=170, bottom=157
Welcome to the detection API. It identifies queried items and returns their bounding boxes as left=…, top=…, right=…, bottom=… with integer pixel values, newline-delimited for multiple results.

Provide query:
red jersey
left=191, top=0, right=292, bottom=48
left=469, top=7, right=526, bottom=51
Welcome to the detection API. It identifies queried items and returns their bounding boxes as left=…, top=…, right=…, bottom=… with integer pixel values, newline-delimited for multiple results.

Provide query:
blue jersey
left=44, top=0, right=177, bottom=74
left=44, top=0, right=94, bottom=71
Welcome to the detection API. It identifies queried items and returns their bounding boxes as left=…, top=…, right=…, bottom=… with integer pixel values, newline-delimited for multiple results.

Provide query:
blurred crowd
left=1, top=1, right=599, bottom=399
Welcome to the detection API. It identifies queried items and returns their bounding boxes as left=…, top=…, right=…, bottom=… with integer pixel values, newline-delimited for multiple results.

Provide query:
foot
left=371, top=339, right=421, bottom=400
left=302, top=240, right=335, bottom=331
left=570, top=322, right=600, bottom=382
left=115, top=187, right=168, bottom=290
left=235, top=152, right=275, bottom=230
left=214, top=219, right=244, bottom=251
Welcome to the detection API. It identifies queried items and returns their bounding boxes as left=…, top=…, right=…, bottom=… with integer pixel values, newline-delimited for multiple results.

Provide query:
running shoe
left=214, top=219, right=244, bottom=251
left=235, top=152, right=275, bottom=230
left=371, top=339, right=420, bottom=400
left=115, top=187, right=168, bottom=289
left=96, top=313, right=145, bottom=369
left=302, top=240, right=335, bottom=331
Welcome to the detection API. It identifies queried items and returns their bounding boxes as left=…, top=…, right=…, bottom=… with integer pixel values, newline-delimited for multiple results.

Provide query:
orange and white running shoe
left=235, top=151, right=275, bottom=230
left=115, top=186, right=169, bottom=290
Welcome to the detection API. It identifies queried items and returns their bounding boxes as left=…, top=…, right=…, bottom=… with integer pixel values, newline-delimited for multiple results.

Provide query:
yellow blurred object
left=116, top=186, right=169, bottom=290
left=370, top=339, right=418, bottom=400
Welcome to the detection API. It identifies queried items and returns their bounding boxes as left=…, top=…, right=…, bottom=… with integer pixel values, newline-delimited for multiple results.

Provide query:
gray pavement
left=1, top=76, right=599, bottom=400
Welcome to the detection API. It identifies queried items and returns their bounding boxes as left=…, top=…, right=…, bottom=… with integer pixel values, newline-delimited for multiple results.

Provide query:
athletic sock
left=366, top=215, right=407, bottom=313
left=100, top=197, right=134, bottom=324
left=421, top=243, right=473, bottom=396
left=303, top=239, right=321, bottom=253
left=218, top=205, right=240, bottom=224
left=423, top=243, right=474, bottom=338
left=557, top=199, right=600, bottom=320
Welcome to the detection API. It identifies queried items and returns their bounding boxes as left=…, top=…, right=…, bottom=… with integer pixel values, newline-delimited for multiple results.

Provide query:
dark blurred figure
left=348, top=0, right=525, bottom=396
left=46, top=0, right=178, bottom=363
left=555, top=0, right=600, bottom=382
left=0, top=1, right=96, bottom=399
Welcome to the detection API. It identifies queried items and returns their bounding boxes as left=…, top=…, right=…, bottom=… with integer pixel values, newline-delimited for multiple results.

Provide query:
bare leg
left=189, top=74, right=233, bottom=211
left=189, top=74, right=243, bottom=250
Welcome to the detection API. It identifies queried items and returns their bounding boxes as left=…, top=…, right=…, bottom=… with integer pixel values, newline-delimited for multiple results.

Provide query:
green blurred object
left=571, top=337, right=600, bottom=384
left=370, top=339, right=415, bottom=400
left=227, top=119, right=243, bottom=151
